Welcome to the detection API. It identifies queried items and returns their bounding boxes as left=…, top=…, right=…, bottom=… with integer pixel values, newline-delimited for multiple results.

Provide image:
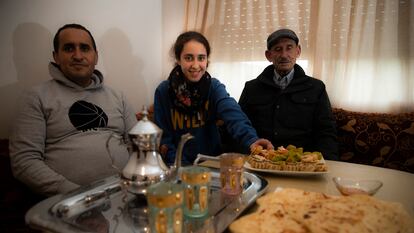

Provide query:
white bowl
left=332, top=177, right=383, bottom=196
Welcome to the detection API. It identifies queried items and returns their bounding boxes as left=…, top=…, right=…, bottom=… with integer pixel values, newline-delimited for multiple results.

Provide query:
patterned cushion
left=333, top=108, right=414, bottom=173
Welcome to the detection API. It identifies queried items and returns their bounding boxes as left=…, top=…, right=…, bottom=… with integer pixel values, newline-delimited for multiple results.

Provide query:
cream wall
left=0, top=0, right=185, bottom=138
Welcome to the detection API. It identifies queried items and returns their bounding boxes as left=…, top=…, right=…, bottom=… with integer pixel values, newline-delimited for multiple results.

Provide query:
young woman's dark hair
left=53, top=23, right=97, bottom=52
left=173, top=31, right=211, bottom=60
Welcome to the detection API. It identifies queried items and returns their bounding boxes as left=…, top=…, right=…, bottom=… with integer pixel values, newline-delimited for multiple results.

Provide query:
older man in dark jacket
left=239, top=29, right=338, bottom=160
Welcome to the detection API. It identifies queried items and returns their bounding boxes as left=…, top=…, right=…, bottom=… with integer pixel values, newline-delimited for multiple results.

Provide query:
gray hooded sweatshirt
left=9, top=63, right=137, bottom=196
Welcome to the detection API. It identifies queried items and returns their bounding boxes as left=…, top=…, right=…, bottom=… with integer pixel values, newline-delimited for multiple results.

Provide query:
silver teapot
left=107, top=106, right=193, bottom=194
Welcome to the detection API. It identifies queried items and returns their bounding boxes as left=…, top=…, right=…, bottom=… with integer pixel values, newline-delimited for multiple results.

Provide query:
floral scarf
left=168, top=65, right=211, bottom=118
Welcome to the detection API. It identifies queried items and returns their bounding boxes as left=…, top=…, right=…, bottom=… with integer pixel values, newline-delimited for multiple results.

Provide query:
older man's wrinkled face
left=53, top=28, right=98, bottom=87
left=265, top=38, right=301, bottom=76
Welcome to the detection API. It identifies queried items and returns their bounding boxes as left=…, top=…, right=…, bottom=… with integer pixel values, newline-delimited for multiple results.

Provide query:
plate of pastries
left=245, top=145, right=328, bottom=175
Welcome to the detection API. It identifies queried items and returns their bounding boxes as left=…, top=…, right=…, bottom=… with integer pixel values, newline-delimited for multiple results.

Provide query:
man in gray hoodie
left=9, top=24, right=137, bottom=196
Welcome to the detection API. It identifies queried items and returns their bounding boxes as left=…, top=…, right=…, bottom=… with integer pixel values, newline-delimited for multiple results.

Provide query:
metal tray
left=26, top=169, right=268, bottom=233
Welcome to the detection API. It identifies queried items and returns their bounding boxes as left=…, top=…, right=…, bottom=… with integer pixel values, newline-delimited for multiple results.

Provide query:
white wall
left=0, top=0, right=187, bottom=138
left=161, top=0, right=186, bottom=78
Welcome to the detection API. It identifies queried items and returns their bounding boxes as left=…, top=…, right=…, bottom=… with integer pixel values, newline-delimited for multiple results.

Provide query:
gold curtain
left=184, top=0, right=414, bottom=113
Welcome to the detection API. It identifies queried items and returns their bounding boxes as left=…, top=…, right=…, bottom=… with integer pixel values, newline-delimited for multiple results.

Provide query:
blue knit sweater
left=154, top=78, right=258, bottom=165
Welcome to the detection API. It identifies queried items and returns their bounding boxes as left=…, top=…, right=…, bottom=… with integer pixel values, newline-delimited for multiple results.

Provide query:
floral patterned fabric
left=333, top=108, right=414, bottom=173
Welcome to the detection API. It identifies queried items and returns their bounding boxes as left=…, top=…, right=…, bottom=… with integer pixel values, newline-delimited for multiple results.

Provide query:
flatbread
left=229, top=188, right=414, bottom=233
left=229, top=202, right=307, bottom=233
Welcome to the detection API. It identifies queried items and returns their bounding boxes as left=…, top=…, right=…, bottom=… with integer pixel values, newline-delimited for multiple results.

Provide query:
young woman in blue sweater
left=154, top=31, right=273, bottom=165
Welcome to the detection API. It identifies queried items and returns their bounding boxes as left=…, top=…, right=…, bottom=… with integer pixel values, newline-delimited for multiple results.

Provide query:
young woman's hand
left=250, top=139, right=274, bottom=151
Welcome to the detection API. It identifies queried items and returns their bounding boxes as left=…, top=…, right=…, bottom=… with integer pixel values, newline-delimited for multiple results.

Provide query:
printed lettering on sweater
left=170, top=101, right=209, bottom=130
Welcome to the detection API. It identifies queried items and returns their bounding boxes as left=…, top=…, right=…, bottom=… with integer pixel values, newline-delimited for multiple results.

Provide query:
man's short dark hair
left=53, top=23, right=97, bottom=52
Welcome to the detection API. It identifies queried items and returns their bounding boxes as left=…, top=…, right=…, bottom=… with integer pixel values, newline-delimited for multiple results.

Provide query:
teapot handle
left=105, top=132, right=125, bottom=174
left=193, top=153, right=220, bottom=166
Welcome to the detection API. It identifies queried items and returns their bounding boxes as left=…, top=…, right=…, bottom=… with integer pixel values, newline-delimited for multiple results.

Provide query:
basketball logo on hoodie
left=69, top=100, right=108, bottom=131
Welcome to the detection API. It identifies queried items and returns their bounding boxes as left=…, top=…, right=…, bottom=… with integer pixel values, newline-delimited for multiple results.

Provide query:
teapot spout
left=174, top=133, right=194, bottom=169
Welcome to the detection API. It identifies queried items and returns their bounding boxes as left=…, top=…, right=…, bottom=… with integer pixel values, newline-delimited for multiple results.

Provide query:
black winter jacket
left=239, top=64, right=338, bottom=160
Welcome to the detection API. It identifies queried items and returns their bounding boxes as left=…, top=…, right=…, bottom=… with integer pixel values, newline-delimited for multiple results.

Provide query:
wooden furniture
left=256, top=160, right=414, bottom=216
left=203, top=159, right=414, bottom=216
left=25, top=160, right=414, bottom=233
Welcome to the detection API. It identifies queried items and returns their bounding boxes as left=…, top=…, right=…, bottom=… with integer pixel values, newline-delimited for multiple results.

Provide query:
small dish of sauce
left=332, top=177, right=383, bottom=196
left=337, top=186, right=369, bottom=196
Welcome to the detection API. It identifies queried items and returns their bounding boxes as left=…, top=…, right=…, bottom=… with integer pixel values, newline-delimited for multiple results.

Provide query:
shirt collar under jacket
left=273, top=68, right=295, bottom=89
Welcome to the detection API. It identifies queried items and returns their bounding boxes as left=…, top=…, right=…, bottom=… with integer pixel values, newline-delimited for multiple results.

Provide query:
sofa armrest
left=0, top=139, right=43, bottom=232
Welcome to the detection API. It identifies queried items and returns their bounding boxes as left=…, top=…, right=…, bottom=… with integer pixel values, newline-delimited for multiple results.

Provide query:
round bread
left=229, top=188, right=414, bottom=233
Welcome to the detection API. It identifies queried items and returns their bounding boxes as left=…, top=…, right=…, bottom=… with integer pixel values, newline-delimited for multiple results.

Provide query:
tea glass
left=220, top=153, right=245, bottom=195
left=146, top=182, right=184, bottom=233
left=180, top=166, right=211, bottom=217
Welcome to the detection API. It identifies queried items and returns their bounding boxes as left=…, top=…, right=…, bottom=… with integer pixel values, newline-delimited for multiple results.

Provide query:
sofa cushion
left=333, top=108, right=414, bottom=173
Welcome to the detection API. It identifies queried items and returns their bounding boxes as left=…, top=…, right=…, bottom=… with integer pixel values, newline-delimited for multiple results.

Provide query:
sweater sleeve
left=153, top=82, right=177, bottom=164
left=121, top=92, right=138, bottom=133
left=211, top=79, right=258, bottom=152
left=9, top=89, right=79, bottom=196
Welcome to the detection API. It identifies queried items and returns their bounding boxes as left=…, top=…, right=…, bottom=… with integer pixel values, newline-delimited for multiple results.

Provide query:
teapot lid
left=129, top=106, right=161, bottom=135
